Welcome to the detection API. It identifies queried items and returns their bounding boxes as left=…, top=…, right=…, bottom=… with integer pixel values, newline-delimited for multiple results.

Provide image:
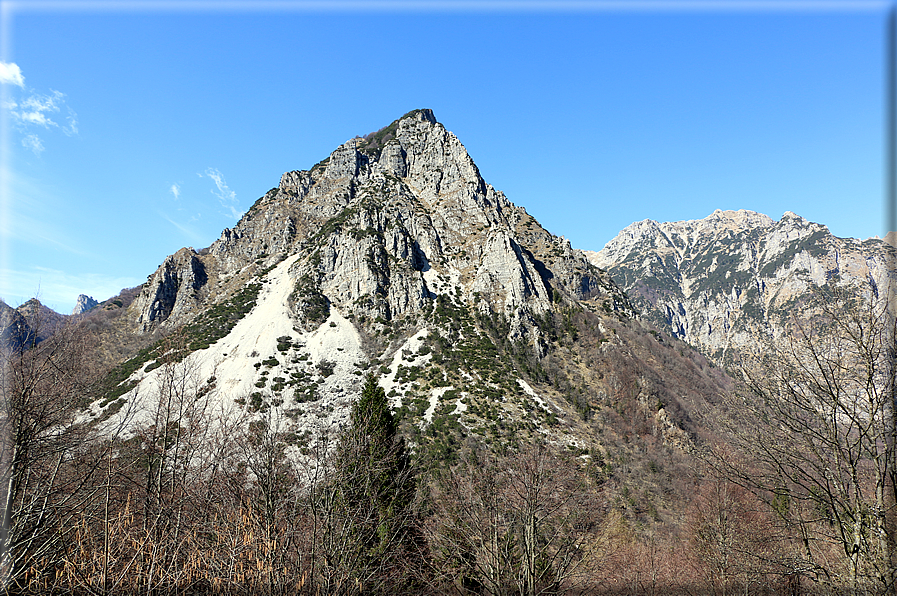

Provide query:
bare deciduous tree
left=427, top=443, right=608, bottom=596
left=0, top=314, right=108, bottom=591
left=711, top=288, right=897, bottom=593
left=686, top=474, right=781, bottom=595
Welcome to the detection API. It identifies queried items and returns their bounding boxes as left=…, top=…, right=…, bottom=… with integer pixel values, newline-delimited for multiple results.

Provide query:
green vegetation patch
left=183, top=282, right=263, bottom=351
left=97, top=281, right=263, bottom=405
left=308, top=205, right=359, bottom=245
left=357, top=120, right=401, bottom=161
left=290, top=274, right=330, bottom=327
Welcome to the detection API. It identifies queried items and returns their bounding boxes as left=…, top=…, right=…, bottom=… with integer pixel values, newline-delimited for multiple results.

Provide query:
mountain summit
left=133, top=109, right=622, bottom=342
left=584, top=209, right=895, bottom=362
left=72, top=294, right=99, bottom=315
left=87, top=110, right=724, bottom=467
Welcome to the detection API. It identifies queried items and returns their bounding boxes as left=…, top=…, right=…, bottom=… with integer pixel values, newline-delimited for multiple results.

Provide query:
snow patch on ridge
left=518, top=378, right=552, bottom=413
left=379, top=328, right=430, bottom=409
left=423, top=385, right=454, bottom=424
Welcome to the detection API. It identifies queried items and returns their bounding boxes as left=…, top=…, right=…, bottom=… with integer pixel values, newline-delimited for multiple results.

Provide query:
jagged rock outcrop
left=0, top=300, right=30, bottom=350
left=132, top=109, right=628, bottom=346
left=132, top=248, right=209, bottom=333
left=72, top=294, right=99, bottom=315
left=585, top=209, right=897, bottom=361
left=472, top=231, right=551, bottom=313
left=0, top=298, right=66, bottom=349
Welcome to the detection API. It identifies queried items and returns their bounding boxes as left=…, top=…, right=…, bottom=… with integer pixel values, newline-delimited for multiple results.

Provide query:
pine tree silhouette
left=325, top=373, right=417, bottom=592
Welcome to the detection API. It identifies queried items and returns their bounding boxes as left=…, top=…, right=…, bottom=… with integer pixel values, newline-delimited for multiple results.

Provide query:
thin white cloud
left=204, top=167, right=235, bottom=201
left=0, top=61, right=24, bottom=87
left=64, top=107, right=78, bottom=135
left=14, top=90, right=64, bottom=128
left=21, top=135, right=44, bottom=156
left=0, top=167, right=92, bottom=256
left=2, top=213, right=90, bottom=256
left=170, top=183, right=181, bottom=199
left=226, top=204, right=243, bottom=219
left=159, top=212, right=207, bottom=245
left=0, top=63, right=79, bottom=154
left=201, top=167, right=244, bottom=220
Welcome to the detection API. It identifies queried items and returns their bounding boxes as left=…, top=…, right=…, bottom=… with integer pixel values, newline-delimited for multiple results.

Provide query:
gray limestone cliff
left=72, top=294, right=99, bottom=315
left=584, top=209, right=896, bottom=362
left=130, top=109, right=628, bottom=348
left=132, top=248, right=209, bottom=333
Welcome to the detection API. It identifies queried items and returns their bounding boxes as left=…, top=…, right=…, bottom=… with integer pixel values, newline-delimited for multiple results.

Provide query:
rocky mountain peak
left=399, top=107, right=436, bottom=125
left=92, top=110, right=658, bottom=457
left=72, top=294, right=99, bottom=315
left=0, top=298, right=66, bottom=348
left=587, top=209, right=895, bottom=363
left=129, top=110, right=628, bottom=350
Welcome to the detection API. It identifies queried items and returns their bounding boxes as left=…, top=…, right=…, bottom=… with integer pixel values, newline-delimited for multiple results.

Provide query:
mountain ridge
left=583, top=208, right=895, bottom=362
left=80, top=110, right=727, bottom=490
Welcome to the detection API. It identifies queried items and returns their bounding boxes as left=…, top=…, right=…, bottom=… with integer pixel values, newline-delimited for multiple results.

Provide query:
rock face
left=132, top=248, right=209, bottom=333
left=131, top=109, right=628, bottom=347
left=72, top=294, right=99, bottom=315
left=585, top=209, right=897, bottom=362
left=0, top=300, right=30, bottom=350
left=95, top=110, right=731, bottom=492
left=0, top=298, right=66, bottom=349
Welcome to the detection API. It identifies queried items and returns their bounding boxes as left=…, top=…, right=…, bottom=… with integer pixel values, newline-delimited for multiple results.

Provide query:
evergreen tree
left=319, top=374, right=417, bottom=594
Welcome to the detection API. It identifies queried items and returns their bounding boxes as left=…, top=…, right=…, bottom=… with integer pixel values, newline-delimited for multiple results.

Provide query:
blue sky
left=0, top=1, right=891, bottom=313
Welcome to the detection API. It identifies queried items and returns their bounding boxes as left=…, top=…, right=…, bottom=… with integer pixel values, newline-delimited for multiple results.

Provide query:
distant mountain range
left=583, top=209, right=895, bottom=363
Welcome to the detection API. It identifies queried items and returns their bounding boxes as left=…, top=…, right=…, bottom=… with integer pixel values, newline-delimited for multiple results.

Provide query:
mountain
left=72, top=294, right=99, bottom=315
left=0, top=298, right=66, bottom=350
left=12, top=111, right=892, bottom=594
left=83, top=109, right=730, bottom=501
left=0, top=300, right=30, bottom=350
left=584, top=209, right=896, bottom=363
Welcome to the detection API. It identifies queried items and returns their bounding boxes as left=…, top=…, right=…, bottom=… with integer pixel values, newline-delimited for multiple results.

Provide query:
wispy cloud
left=64, top=107, right=78, bottom=135
left=0, top=166, right=92, bottom=256
left=0, top=63, right=78, bottom=155
left=201, top=167, right=243, bottom=220
left=13, top=89, right=65, bottom=128
left=21, top=135, right=44, bottom=156
left=170, top=183, right=181, bottom=199
left=0, top=61, right=24, bottom=87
